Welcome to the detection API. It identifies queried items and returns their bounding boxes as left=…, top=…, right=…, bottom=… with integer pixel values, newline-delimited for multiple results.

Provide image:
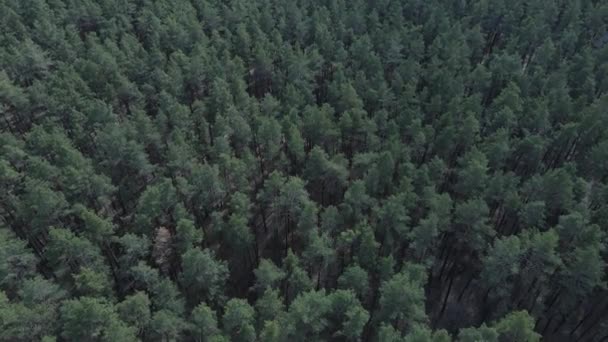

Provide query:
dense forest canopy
left=1, top=0, right=608, bottom=341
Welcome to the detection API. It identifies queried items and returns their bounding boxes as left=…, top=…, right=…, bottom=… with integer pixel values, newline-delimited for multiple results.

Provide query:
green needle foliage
left=0, top=0, right=607, bottom=341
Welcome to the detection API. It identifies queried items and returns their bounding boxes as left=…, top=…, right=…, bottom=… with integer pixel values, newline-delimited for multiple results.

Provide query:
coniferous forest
left=1, top=0, right=608, bottom=341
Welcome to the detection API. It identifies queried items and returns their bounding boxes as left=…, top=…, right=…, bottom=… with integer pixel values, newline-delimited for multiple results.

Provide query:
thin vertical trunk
left=553, top=314, right=567, bottom=333
left=436, top=245, right=453, bottom=284
left=544, top=288, right=561, bottom=313
left=527, top=285, right=543, bottom=313
left=457, top=272, right=475, bottom=302
left=541, top=314, right=555, bottom=336
left=575, top=303, right=608, bottom=342
left=436, top=274, right=455, bottom=327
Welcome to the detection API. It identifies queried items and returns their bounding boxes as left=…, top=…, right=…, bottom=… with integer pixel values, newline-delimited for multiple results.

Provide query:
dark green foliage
left=179, top=248, right=229, bottom=306
left=59, top=297, right=137, bottom=342
left=222, top=299, right=256, bottom=342
left=1, top=0, right=607, bottom=340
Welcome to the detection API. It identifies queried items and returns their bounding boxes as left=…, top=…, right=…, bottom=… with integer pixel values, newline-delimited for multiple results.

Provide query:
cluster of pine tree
left=1, top=0, right=608, bottom=341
